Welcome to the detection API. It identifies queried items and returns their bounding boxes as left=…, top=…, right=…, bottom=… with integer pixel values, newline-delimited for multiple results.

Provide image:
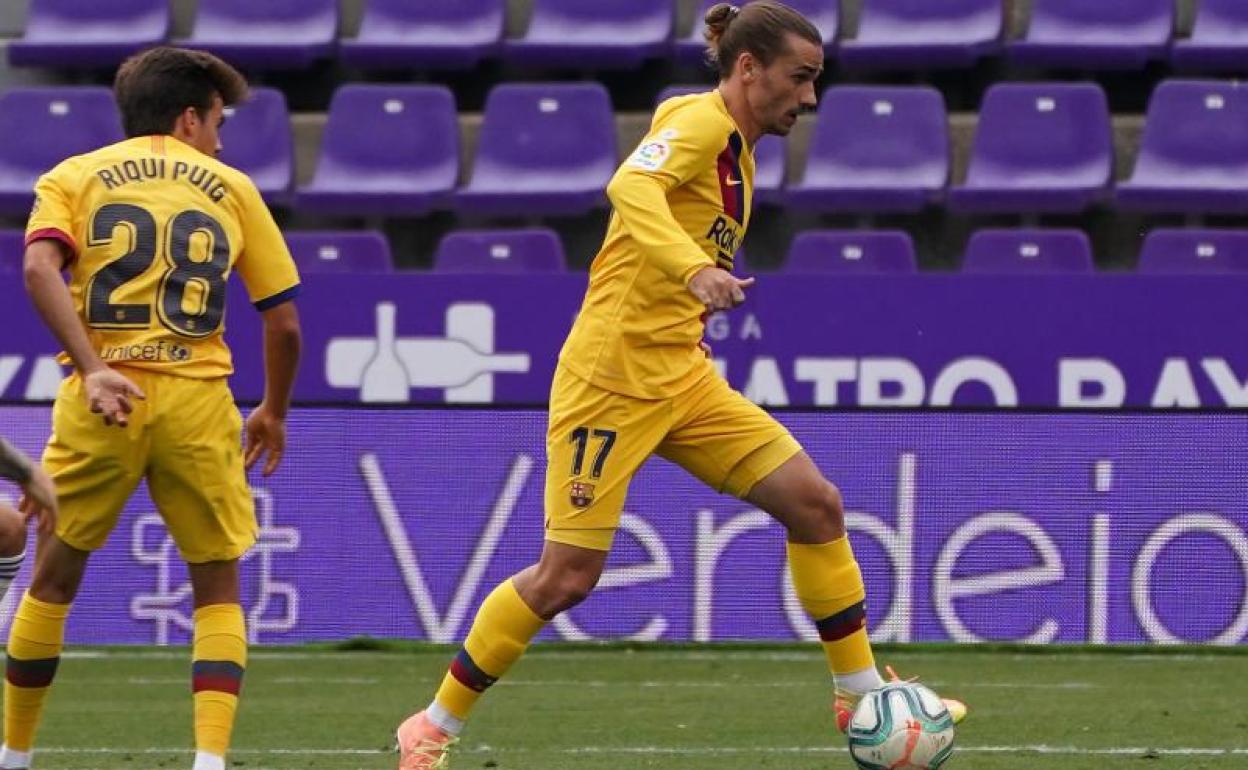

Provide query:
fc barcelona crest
left=570, top=481, right=596, bottom=508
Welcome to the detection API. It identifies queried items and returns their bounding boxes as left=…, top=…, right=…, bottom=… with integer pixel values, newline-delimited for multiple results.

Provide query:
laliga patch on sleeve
left=625, top=139, right=672, bottom=171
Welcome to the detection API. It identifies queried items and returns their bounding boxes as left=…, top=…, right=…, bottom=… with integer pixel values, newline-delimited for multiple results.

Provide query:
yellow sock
left=433, top=578, right=545, bottom=721
left=191, top=604, right=247, bottom=758
left=788, top=537, right=878, bottom=679
left=4, top=593, right=70, bottom=752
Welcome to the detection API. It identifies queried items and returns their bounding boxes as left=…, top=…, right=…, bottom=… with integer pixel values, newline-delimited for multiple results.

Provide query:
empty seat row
left=11, top=227, right=1239, bottom=276
left=3, top=79, right=1245, bottom=217
left=11, top=0, right=1248, bottom=73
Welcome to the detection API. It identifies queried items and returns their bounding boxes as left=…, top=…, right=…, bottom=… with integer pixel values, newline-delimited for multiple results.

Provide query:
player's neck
left=716, top=83, right=762, bottom=146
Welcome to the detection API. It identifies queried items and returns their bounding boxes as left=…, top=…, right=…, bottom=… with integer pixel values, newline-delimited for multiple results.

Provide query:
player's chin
left=766, top=122, right=794, bottom=137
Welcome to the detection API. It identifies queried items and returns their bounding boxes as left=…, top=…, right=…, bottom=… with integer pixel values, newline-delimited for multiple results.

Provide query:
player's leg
left=0, top=505, right=26, bottom=604
left=744, top=452, right=884, bottom=694
left=2, top=373, right=144, bottom=769
left=145, top=376, right=255, bottom=770
left=399, top=367, right=666, bottom=769
left=185, top=560, right=245, bottom=770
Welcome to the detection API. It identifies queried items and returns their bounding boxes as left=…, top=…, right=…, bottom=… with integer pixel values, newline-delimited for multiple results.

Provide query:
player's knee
left=817, top=481, right=845, bottom=525
left=0, top=505, right=27, bottom=557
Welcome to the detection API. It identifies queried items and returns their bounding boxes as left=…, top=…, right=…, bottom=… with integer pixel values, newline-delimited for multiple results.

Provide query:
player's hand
left=83, top=367, right=146, bottom=427
left=244, top=403, right=287, bottom=477
left=688, top=267, right=755, bottom=313
left=699, top=341, right=712, bottom=358
left=18, top=465, right=57, bottom=538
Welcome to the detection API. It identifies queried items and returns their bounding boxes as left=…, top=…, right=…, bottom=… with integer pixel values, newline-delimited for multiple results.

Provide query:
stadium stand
left=285, top=230, right=394, bottom=274
left=0, top=0, right=1243, bottom=271
left=949, top=82, right=1112, bottom=214
left=297, top=84, right=459, bottom=216
left=433, top=228, right=567, bottom=273
left=786, top=85, right=948, bottom=213
left=341, top=0, right=505, bottom=70
left=8, top=0, right=169, bottom=68
left=784, top=229, right=917, bottom=273
left=961, top=228, right=1095, bottom=273
left=1137, top=229, right=1248, bottom=273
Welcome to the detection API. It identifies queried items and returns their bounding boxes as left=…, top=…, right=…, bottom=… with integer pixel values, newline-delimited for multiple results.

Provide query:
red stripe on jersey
left=715, top=132, right=746, bottom=224
left=25, top=227, right=78, bottom=267
left=151, top=135, right=166, bottom=155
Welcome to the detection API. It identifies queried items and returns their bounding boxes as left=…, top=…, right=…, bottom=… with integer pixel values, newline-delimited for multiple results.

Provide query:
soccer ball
left=846, top=682, right=956, bottom=770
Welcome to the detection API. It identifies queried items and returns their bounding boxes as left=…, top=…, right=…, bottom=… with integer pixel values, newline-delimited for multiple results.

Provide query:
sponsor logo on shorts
left=100, top=341, right=192, bottom=363
left=570, top=481, right=596, bottom=508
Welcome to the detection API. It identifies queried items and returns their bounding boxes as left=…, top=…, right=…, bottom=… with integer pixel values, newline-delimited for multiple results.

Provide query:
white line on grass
left=30, top=745, right=1248, bottom=757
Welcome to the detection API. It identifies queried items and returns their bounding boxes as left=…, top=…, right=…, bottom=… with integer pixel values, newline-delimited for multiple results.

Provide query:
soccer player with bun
left=1, top=47, right=302, bottom=770
left=397, top=3, right=965, bottom=767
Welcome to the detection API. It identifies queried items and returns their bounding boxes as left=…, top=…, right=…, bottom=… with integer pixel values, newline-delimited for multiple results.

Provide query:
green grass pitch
left=7, top=643, right=1247, bottom=770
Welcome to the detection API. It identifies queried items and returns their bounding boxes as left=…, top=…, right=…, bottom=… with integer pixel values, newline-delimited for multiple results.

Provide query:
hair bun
left=704, top=3, right=741, bottom=48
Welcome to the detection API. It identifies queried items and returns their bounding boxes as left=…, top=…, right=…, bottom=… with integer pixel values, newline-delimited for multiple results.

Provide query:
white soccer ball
left=846, top=682, right=956, bottom=770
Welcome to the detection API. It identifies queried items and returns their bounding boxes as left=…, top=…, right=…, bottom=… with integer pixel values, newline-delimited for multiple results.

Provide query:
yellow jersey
left=559, top=90, right=754, bottom=400
left=26, top=135, right=300, bottom=379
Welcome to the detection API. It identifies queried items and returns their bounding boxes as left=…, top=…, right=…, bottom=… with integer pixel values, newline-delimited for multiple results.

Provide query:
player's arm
left=245, top=301, right=301, bottom=477
left=0, top=437, right=56, bottom=535
left=233, top=178, right=302, bottom=477
left=606, top=114, right=753, bottom=312
left=23, top=172, right=145, bottom=427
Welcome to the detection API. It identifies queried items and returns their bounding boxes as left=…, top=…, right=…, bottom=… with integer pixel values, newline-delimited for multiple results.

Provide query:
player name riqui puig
left=95, top=158, right=230, bottom=204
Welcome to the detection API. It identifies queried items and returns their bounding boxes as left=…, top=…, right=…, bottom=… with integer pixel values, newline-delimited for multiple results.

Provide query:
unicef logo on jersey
left=100, top=341, right=194, bottom=364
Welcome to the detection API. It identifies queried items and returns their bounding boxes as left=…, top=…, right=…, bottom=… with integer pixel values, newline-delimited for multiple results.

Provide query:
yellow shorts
left=544, top=365, right=801, bottom=551
left=43, top=369, right=256, bottom=563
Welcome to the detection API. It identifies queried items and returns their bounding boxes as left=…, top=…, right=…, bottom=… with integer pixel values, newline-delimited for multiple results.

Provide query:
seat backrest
left=24, top=0, right=169, bottom=35
left=1027, top=0, right=1173, bottom=34
left=685, top=0, right=838, bottom=44
left=472, top=83, right=615, bottom=186
left=1138, top=229, right=1248, bottom=273
left=315, top=85, right=458, bottom=181
left=434, top=229, right=567, bottom=273
left=1191, top=0, right=1248, bottom=41
left=0, top=87, right=122, bottom=182
left=360, top=0, right=503, bottom=33
left=962, top=229, right=1094, bottom=273
left=965, top=82, right=1110, bottom=185
left=285, top=231, right=393, bottom=273
left=218, top=88, right=291, bottom=194
left=527, top=0, right=672, bottom=37
left=859, top=0, right=1001, bottom=30
left=0, top=229, right=24, bottom=273
left=803, top=85, right=948, bottom=186
left=194, top=0, right=337, bottom=34
left=785, top=230, right=917, bottom=273
left=1133, top=80, right=1248, bottom=177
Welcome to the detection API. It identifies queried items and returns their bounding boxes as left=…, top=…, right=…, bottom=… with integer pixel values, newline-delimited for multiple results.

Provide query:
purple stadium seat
left=285, top=231, right=393, bottom=274
left=456, top=83, right=615, bottom=216
left=297, top=85, right=458, bottom=216
left=1172, top=0, right=1248, bottom=72
left=1116, top=80, right=1248, bottom=214
left=9, top=0, right=169, bottom=68
left=0, top=230, right=24, bottom=273
left=655, top=86, right=786, bottom=204
left=949, top=83, right=1111, bottom=214
left=434, top=229, right=567, bottom=273
left=506, top=0, right=673, bottom=69
left=183, top=0, right=337, bottom=69
left=1009, top=0, right=1173, bottom=70
left=839, top=0, right=1002, bottom=70
left=218, top=88, right=291, bottom=206
left=341, top=0, right=503, bottom=70
left=676, top=0, right=839, bottom=64
left=1138, top=230, right=1248, bottom=273
left=785, top=230, right=917, bottom=273
left=786, top=86, right=948, bottom=213
left=0, top=87, right=123, bottom=214
left=962, top=229, right=1094, bottom=273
